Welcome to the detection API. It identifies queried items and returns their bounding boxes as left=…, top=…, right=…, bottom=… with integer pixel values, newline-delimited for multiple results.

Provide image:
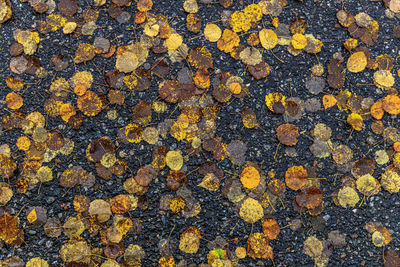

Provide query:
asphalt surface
left=0, top=0, right=400, bottom=266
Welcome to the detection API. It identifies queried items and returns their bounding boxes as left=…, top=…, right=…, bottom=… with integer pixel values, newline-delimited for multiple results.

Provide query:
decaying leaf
left=0, top=1, right=397, bottom=265
left=303, top=236, right=323, bottom=259
left=337, top=186, right=359, bottom=208
left=0, top=212, right=20, bottom=244
left=179, top=227, right=201, bottom=254
left=276, top=123, right=299, bottom=146
left=381, top=169, right=400, bottom=194
left=374, top=70, right=395, bottom=90
left=247, top=232, right=273, bottom=259
left=166, top=150, right=183, bottom=171
left=239, top=197, right=264, bottom=223
left=59, top=240, right=91, bottom=263
left=26, top=257, right=49, bottom=267
left=382, top=94, right=400, bottom=115
left=285, top=165, right=307, bottom=191
left=89, top=199, right=112, bottom=222
left=0, top=183, right=13, bottom=204
left=262, top=218, right=280, bottom=240
left=74, top=43, right=95, bottom=64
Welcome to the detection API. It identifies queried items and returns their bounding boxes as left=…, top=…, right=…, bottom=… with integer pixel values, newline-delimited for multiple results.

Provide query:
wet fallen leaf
left=347, top=51, right=367, bottom=73
left=204, top=23, right=222, bottom=42
left=259, top=29, right=278, bottom=50
left=240, top=165, right=260, bottom=189
left=276, top=123, right=299, bottom=146
left=239, top=197, right=264, bottom=223
left=337, top=186, right=359, bottom=208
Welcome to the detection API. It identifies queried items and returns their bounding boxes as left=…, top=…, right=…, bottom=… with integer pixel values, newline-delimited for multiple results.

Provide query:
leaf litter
left=0, top=0, right=399, bottom=266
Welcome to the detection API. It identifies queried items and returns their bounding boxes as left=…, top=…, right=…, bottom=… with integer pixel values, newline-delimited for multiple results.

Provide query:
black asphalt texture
left=0, top=0, right=399, bottom=266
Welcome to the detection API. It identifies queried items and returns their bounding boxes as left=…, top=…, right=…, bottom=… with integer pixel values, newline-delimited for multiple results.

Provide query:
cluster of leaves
left=0, top=0, right=400, bottom=266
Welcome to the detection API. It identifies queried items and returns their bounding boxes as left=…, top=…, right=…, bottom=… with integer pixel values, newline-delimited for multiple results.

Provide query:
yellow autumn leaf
left=204, top=23, right=222, bottom=42
left=372, top=231, right=385, bottom=247
left=63, top=216, right=85, bottom=238
left=16, top=136, right=31, bottom=151
left=59, top=240, right=91, bottom=263
left=36, top=166, right=53, bottom=183
left=26, top=257, right=49, bottom=267
left=170, top=196, right=186, bottom=213
left=179, top=231, right=200, bottom=254
left=259, top=29, right=278, bottom=50
left=337, top=186, right=359, bottom=208
left=291, top=33, right=307, bottom=50
left=240, top=166, right=260, bottom=189
left=0, top=183, right=13, bottom=205
left=347, top=51, right=367, bottom=73
left=166, top=150, right=183, bottom=171
left=116, top=51, right=139, bottom=73
left=356, top=174, right=378, bottom=195
left=239, top=197, right=264, bottom=223
left=374, top=70, right=395, bottom=89
left=166, top=33, right=183, bottom=50
left=303, top=236, right=323, bottom=259
left=265, top=92, right=285, bottom=112
left=322, top=94, right=337, bottom=109
left=27, top=208, right=37, bottom=224
left=347, top=112, right=363, bottom=131
left=381, top=169, right=400, bottom=193
left=198, top=173, right=220, bottom=191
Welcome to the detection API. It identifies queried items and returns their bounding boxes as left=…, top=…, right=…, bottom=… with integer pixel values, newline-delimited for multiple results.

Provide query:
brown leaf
left=58, top=0, right=78, bottom=16
left=188, top=46, right=213, bottom=69
left=151, top=58, right=170, bottom=78
left=74, top=43, right=96, bottom=64
left=285, top=165, right=308, bottom=191
left=276, top=123, right=299, bottom=146
left=111, top=194, right=131, bottom=214
left=0, top=211, right=19, bottom=244
left=384, top=249, right=400, bottom=267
